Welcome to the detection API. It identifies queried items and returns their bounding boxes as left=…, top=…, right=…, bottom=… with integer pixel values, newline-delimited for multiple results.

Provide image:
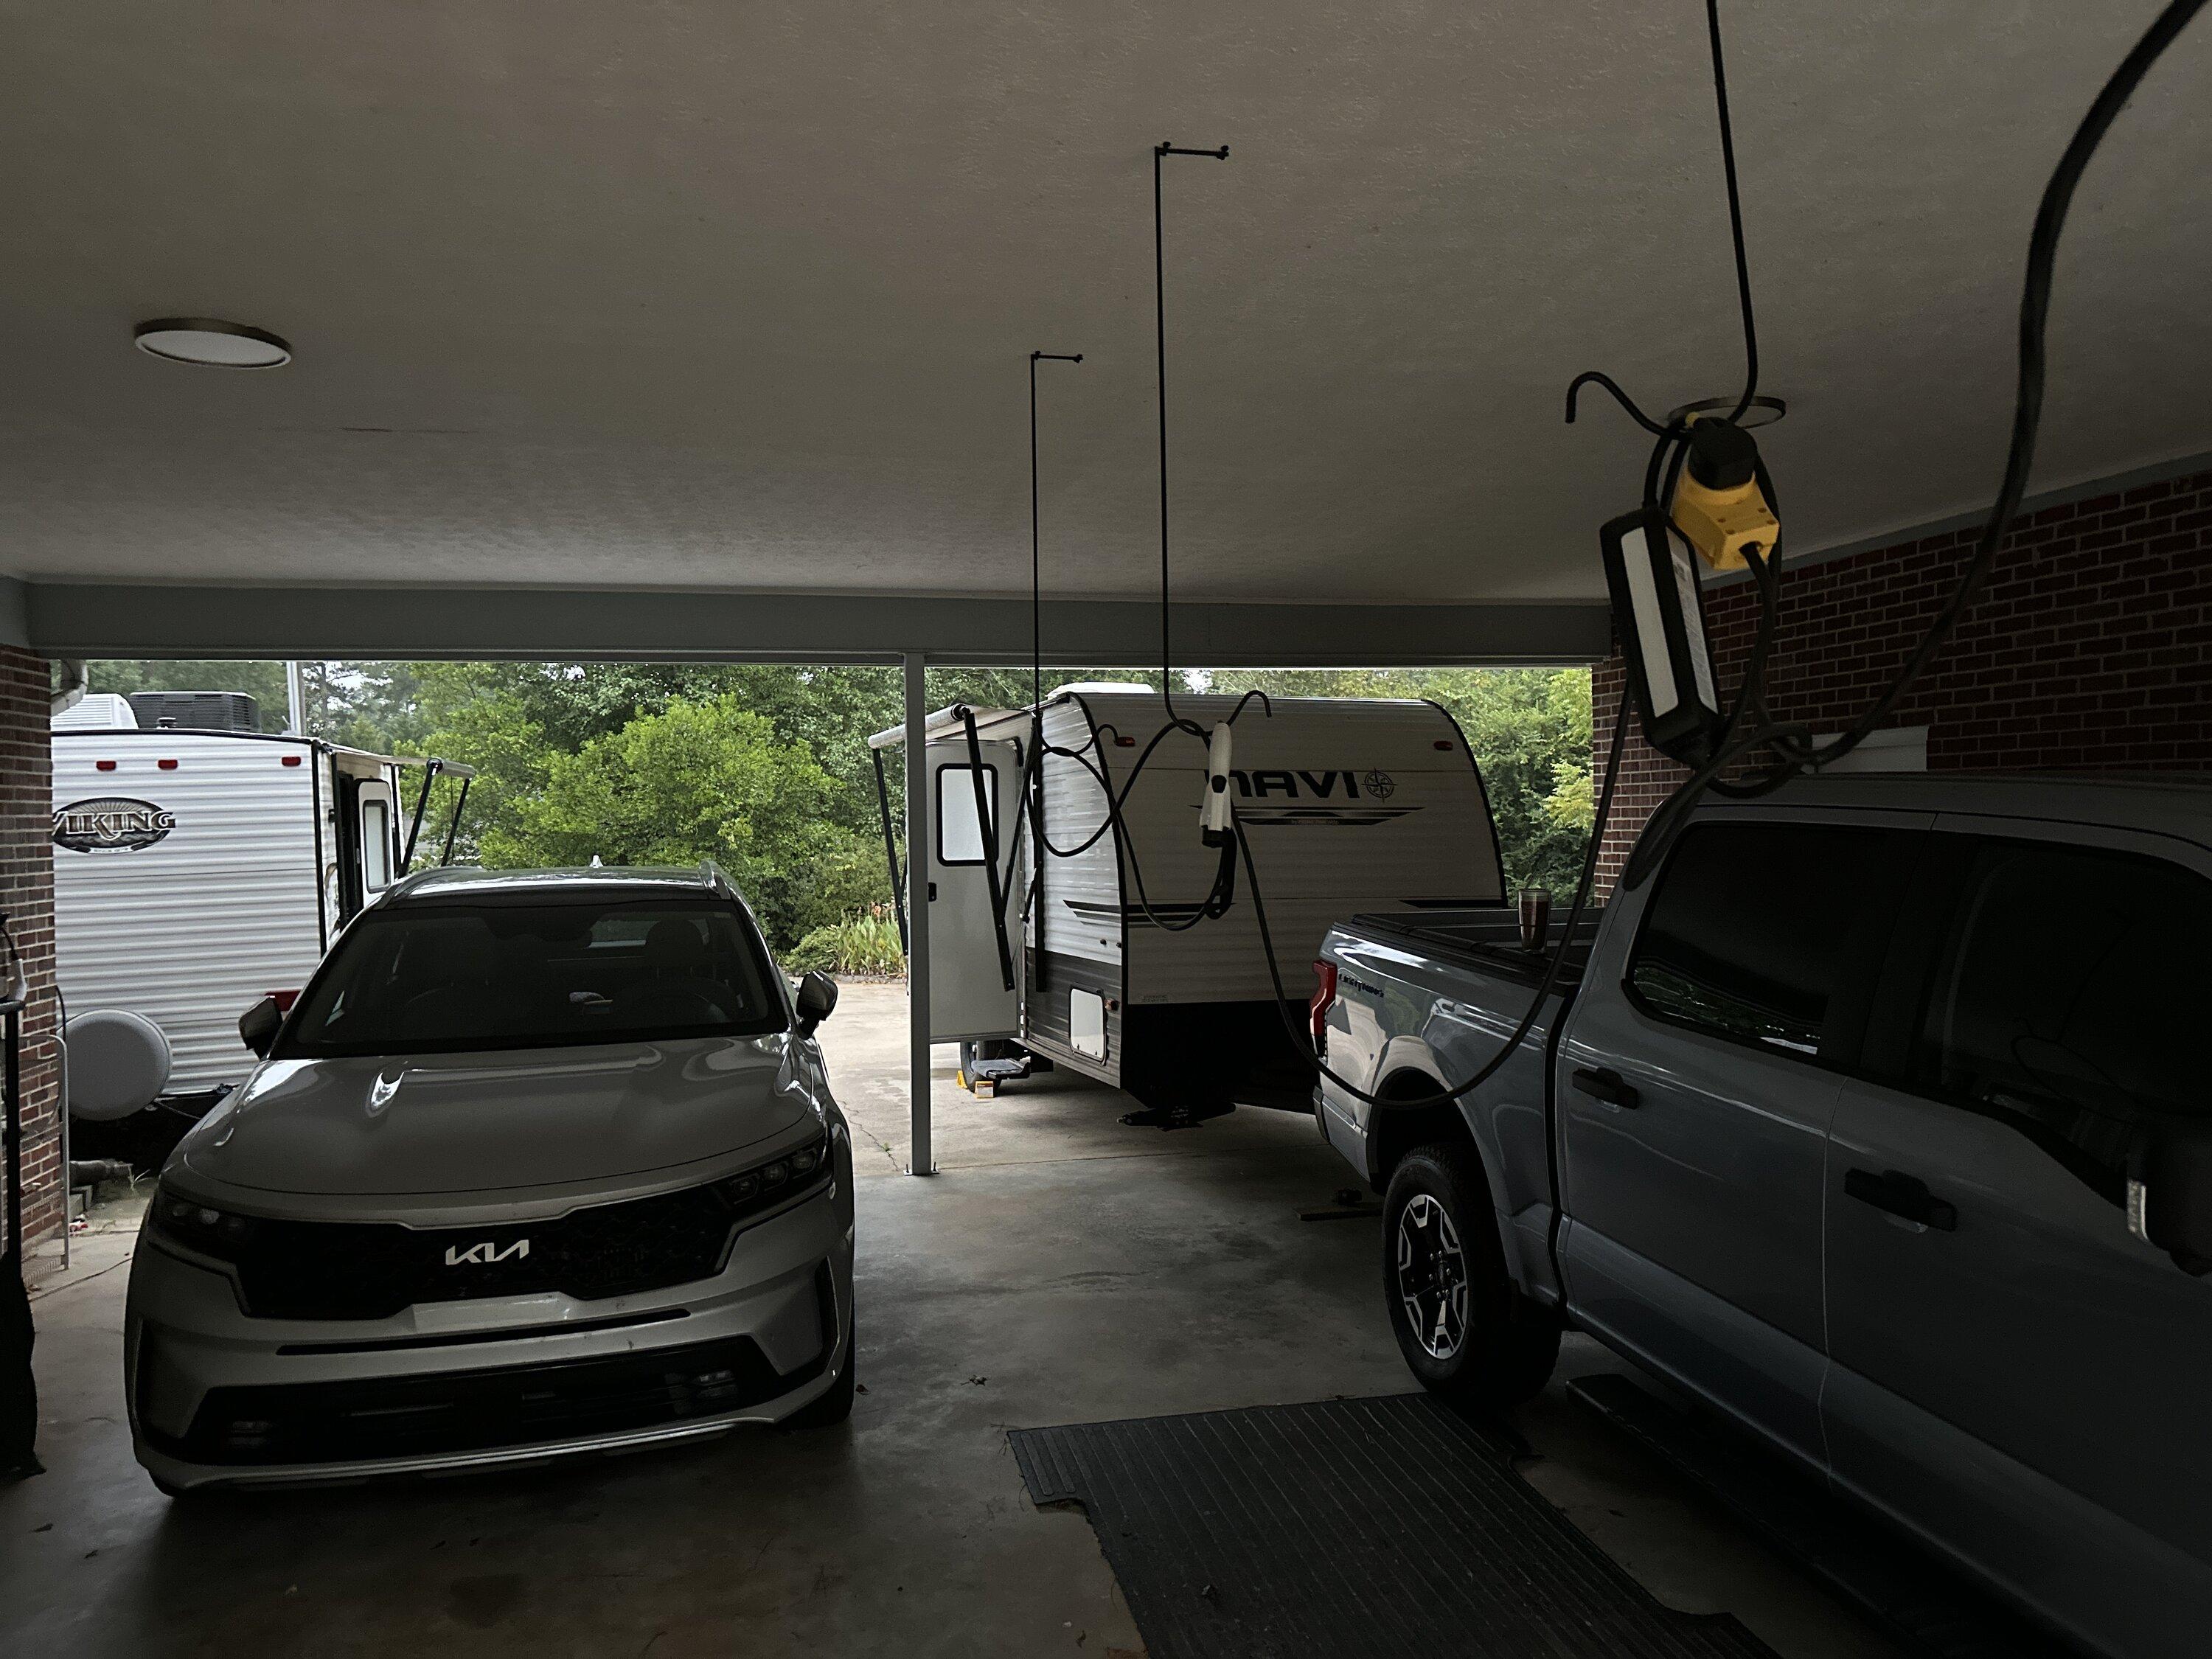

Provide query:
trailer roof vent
left=126, top=691, right=262, bottom=734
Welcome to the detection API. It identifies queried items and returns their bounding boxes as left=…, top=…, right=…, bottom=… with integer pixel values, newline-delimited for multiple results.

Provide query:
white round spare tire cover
left=66, top=1009, right=173, bottom=1121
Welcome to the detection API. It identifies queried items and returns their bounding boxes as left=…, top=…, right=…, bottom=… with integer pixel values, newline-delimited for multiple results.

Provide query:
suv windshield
left=279, top=893, right=787, bottom=1058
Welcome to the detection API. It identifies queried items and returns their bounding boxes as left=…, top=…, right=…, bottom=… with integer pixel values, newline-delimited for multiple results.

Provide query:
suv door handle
left=1846, top=1167, right=1958, bottom=1232
left=1571, top=1067, right=1639, bottom=1110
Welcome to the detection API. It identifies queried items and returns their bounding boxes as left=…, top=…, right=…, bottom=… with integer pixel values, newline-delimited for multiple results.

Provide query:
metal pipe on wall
left=902, top=654, right=933, bottom=1176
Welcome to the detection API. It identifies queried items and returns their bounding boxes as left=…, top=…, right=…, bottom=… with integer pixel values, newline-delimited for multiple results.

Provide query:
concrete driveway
left=1, top=981, right=1898, bottom=1658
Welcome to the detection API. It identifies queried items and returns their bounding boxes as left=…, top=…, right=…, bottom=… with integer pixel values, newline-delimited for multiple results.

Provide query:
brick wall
left=1593, top=467, right=2212, bottom=888
left=0, top=646, right=58, bottom=1251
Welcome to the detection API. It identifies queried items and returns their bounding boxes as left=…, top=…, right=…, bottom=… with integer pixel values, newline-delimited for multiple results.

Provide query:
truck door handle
left=1571, top=1067, right=1639, bottom=1109
left=1845, top=1168, right=1958, bottom=1232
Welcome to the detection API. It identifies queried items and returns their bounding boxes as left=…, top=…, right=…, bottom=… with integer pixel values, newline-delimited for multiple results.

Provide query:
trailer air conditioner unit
left=127, top=691, right=262, bottom=733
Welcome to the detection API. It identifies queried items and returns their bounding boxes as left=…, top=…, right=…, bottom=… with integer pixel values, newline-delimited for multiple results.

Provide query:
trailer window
left=362, top=799, right=392, bottom=891
left=936, top=765, right=998, bottom=866
left=279, top=894, right=787, bottom=1057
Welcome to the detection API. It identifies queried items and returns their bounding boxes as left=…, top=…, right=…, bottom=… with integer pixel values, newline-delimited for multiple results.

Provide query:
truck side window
left=1906, top=840, right=2212, bottom=1203
left=1627, top=822, right=1891, bottom=1059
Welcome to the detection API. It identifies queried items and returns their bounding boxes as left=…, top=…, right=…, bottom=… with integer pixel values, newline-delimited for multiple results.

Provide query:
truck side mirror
left=2132, top=1119, right=2212, bottom=1276
left=794, top=970, right=839, bottom=1037
left=239, top=994, right=285, bottom=1058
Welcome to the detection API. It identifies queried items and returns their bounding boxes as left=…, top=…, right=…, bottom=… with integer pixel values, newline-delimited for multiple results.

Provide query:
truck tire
left=1382, top=1143, right=1559, bottom=1408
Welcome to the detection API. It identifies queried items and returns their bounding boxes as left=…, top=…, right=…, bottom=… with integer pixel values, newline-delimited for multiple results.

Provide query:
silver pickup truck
left=1313, top=773, right=2212, bottom=1659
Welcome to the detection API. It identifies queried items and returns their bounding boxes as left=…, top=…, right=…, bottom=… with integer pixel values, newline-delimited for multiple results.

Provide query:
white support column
left=902, top=653, right=934, bottom=1176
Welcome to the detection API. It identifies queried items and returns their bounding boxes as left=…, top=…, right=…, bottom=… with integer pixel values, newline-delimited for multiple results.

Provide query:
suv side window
left=1628, top=821, right=1899, bottom=1060
left=1904, top=838, right=2212, bottom=1202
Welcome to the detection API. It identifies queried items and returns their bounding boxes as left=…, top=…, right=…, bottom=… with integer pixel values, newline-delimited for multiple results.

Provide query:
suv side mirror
left=239, top=994, right=285, bottom=1058
left=2132, top=1119, right=2212, bottom=1276
left=794, top=970, right=839, bottom=1037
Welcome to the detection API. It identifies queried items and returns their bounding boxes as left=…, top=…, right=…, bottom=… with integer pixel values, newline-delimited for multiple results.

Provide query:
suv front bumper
left=126, top=1180, right=852, bottom=1491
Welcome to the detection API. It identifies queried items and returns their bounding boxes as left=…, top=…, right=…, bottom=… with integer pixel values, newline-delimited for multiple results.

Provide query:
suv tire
left=1382, top=1142, right=1559, bottom=1408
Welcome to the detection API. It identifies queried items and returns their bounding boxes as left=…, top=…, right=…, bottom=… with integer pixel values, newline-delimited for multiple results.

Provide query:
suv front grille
left=229, top=1179, right=813, bottom=1321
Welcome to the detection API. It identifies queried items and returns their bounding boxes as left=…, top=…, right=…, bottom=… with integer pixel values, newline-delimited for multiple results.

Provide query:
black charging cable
left=1616, top=0, right=2210, bottom=890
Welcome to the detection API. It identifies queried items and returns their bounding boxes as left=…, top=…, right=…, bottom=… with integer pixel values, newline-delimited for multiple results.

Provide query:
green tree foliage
left=786, top=908, right=905, bottom=977
left=414, top=663, right=910, bottom=848
left=478, top=694, right=886, bottom=947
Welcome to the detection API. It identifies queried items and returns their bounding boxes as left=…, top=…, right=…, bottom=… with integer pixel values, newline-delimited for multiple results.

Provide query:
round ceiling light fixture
left=133, top=318, right=292, bottom=369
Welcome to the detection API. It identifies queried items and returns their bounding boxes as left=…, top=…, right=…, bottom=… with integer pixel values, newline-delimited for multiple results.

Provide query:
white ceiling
left=4, top=1, right=2208, bottom=605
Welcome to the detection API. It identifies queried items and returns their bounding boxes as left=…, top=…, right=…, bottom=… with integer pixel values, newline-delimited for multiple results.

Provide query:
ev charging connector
left=1601, top=507, right=1725, bottom=765
left=1670, top=418, right=1779, bottom=573
left=1200, top=721, right=1235, bottom=847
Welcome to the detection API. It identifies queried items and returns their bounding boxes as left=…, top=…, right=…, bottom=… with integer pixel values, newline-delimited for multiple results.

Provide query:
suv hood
left=176, top=1037, right=809, bottom=1197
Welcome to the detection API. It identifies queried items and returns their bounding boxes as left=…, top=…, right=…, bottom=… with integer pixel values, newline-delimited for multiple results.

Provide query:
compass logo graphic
left=1363, top=770, right=1396, bottom=800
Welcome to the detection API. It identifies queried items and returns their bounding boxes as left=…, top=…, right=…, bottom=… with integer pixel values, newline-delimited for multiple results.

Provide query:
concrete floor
left=2, top=983, right=1902, bottom=1658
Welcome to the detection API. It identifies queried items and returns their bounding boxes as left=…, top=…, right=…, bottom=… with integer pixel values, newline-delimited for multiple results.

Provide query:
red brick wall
left=0, top=647, right=59, bottom=1251
left=1593, top=467, right=2212, bottom=888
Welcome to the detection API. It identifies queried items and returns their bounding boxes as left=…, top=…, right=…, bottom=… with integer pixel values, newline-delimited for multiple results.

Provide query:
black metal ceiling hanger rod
left=1705, top=0, right=1760, bottom=423
left=1154, top=140, right=1229, bottom=733
left=1030, top=350, right=1084, bottom=714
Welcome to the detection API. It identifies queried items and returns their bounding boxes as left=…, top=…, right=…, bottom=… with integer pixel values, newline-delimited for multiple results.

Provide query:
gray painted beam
left=21, top=582, right=1610, bottom=667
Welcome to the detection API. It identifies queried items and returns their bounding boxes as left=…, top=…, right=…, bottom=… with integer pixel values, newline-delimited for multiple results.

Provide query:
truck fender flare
left=1366, top=1054, right=1517, bottom=1246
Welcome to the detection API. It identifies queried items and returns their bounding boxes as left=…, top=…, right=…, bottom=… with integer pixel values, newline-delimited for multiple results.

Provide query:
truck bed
left=1347, top=906, right=1602, bottom=990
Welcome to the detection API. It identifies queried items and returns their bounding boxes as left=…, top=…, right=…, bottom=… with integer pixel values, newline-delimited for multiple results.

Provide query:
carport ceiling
left=4, top=1, right=2210, bottom=607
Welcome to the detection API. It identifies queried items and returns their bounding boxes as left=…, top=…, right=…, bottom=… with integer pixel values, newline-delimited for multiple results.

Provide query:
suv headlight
left=149, top=1185, right=258, bottom=1261
left=711, top=1130, right=832, bottom=1216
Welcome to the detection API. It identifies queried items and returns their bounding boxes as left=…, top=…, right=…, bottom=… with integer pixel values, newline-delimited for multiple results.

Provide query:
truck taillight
left=267, top=989, right=301, bottom=1012
left=1310, top=960, right=1338, bottom=1049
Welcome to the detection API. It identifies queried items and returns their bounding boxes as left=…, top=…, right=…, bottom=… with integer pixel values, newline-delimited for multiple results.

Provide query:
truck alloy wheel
left=1381, top=1141, right=1559, bottom=1406
left=1396, top=1194, right=1469, bottom=1360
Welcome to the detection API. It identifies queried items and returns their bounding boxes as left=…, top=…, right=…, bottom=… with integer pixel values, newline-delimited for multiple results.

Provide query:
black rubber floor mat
left=1568, top=1374, right=2070, bottom=1659
left=1010, top=1393, right=1781, bottom=1659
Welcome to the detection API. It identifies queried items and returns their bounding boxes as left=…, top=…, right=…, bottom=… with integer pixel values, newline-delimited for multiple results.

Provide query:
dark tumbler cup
left=1518, top=886, right=1552, bottom=952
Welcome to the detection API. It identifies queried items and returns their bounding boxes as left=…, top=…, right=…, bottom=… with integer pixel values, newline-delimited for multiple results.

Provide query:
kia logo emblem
left=445, top=1239, right=529, bottom=1266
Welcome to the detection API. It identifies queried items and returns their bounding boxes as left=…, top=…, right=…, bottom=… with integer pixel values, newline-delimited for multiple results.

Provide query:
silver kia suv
left=124, top=864, right=855, bottom=1493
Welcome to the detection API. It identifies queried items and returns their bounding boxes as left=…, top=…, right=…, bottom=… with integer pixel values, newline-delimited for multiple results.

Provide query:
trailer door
left=356, top=777, right=397, bottom=897
left=329, top=771, right=398, bottom=923
left=927, top=742, right=1019, bottom=1040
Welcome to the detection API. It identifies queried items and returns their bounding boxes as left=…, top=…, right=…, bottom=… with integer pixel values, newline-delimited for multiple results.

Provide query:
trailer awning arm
left=871, top=746, right=908, bottom=955
left=438, top=773, right=473, bottom=868
left=397, top=755, right=476, bottom=874
left=959, top=706, right=1016, bottom=994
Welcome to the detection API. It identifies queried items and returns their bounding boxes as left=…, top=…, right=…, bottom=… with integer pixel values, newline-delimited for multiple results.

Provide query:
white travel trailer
left=52, top=694, right=473, bottom=1132
left=870, top=688, right=1503, bottom=1121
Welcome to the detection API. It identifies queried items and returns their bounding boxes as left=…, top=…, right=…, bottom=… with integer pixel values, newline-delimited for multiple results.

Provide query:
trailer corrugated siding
left=1025, top=699, right=1127, bottom=1080
left=54, top=734, right=324, bottom=1093
left=1091, top=695, right=1502, bottom=1006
